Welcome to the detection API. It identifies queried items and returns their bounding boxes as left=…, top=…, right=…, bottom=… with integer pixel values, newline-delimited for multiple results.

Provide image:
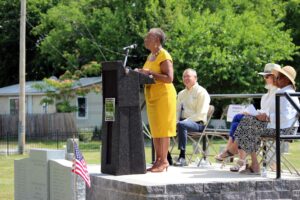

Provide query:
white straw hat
left=258, top=63, right=281, bottom=76
left=272, top=65, right=296, bottom=89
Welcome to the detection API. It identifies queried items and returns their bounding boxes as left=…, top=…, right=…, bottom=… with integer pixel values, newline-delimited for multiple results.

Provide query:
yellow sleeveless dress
left=143, top=48, right=177, bottom=138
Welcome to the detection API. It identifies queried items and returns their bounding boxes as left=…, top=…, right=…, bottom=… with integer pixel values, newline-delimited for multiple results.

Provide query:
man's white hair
left=183, top=68, right=197, bottom=78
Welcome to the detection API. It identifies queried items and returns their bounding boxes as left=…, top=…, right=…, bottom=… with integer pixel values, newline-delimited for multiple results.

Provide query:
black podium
left=101, top=61, right=154, bottom=175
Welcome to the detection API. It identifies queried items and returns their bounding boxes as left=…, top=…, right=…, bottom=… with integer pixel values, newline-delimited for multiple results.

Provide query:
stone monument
left=101, top=61, right=154, bottom=175
left=49, top=159, right=85, bottom=200
left=15, top=144, right=88, bottom=200
left=14, top=149, right=65, bottom=200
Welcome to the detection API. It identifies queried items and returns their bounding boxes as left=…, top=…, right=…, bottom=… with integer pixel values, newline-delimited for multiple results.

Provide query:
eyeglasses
left=276, top=75, right=284, bottom=80
left=264, top=75, right=272, bottom=79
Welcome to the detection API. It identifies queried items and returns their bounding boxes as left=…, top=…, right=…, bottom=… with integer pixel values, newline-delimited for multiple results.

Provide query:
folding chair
left=259, top=136, right=298, bottom=174
left=169, top=105, right=215, bottom=165
left=185, top=105, right=215, bottom=165
left=204, top=104, right=248, bottom=168
left=258, top=114, right=300, bottom=175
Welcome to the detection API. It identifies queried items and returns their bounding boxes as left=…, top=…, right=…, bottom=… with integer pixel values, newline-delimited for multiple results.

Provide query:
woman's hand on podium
left=134, top=68, right=151, bottom=75
left=134, top=68, right=154, bottom=79
left=134, top=68, right=140, bottom=73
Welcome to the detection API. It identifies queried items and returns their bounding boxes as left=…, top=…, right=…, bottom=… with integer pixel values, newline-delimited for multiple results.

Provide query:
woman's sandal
left=215, top=150, right=234, bottom=162
left=239, top=166, right=260, bottom=175
left=230, top=159, right=247, bottom=172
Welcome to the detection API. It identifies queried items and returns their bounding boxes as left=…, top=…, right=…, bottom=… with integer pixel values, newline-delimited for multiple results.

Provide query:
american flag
left=72, top=142, right=91, bottom=188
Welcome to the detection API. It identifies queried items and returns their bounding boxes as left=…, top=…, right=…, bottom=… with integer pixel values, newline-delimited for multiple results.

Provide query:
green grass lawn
left=0, top=155, right=25, bottom=200
left=1, top=140, right=300, bottom=200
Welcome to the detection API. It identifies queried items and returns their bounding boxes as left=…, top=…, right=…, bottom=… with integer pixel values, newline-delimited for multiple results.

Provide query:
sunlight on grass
left=1, top=140, right=300, bottom=200
left=0, top=154, right=28, bottom=200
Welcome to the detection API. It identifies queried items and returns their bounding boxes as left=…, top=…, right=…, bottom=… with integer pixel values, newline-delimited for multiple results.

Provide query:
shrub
left=93, top=126, right=102, bottom=140
left=79, top=130, right=93, bottom=142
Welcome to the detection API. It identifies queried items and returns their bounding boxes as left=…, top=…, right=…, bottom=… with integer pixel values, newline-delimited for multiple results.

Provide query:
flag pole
left=73, top=134, right=77, bottom=200
left=71, top=132, right=90, bottom=192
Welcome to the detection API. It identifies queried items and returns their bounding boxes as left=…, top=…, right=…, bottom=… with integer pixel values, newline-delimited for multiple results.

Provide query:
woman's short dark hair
left=149, top=28, right=166, bottom=44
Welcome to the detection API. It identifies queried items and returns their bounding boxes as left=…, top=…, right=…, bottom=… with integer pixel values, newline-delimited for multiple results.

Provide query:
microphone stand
left=123, top=48, right=130, bottom=69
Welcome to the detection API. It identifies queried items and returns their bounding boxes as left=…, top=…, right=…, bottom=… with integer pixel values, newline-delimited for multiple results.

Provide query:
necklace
left=151, top=48, right=161, bottom=57
left=148, top=48, right=161, bottom=61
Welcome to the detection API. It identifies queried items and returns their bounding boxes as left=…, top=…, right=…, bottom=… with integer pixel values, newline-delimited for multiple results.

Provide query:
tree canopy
left=0, top=0, right=299, bottom=95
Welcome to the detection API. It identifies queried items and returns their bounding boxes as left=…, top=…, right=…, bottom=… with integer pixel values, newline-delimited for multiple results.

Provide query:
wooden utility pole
left=18, top=0, right=26, bottom=154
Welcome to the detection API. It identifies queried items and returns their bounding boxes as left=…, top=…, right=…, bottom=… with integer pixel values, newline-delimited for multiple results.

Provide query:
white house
left=0, top=77, right=148, bottom=130
left=0, top=77, right=102, bottom=129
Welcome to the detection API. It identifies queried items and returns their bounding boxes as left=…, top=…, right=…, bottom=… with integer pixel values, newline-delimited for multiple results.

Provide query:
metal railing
left=275, top=92, right=300, bottom=178
left=210, top=93, right=264, bottom=99
left=211, top=92, right=300, bottom=178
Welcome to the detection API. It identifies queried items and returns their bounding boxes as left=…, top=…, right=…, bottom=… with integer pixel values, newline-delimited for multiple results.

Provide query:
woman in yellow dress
left=137, top=28, right=176, bottom=172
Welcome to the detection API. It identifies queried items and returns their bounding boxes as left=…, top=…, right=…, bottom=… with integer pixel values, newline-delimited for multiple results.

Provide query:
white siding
left=0, top=95, right=56, bottom=114
left=0, top=96, right=9, bottom=113
left=0, top=91, right=148, bottom=129
left=27, top=95, right=33, bottom=113
left=74, top=92, right=102, bottom=129
left=31, top=96, right=56, bottom=114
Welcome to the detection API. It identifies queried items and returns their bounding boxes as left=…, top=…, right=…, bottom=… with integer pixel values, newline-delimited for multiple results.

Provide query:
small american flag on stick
left=72, top=142, right=91, bottom=188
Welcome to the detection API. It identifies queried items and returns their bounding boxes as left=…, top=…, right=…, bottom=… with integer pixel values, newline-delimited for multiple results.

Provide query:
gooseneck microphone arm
left=123, top=44, right=137, bottom=68
left=123, top=48, right=130, bottom=68
left=123, top=44, right=137, bottom=50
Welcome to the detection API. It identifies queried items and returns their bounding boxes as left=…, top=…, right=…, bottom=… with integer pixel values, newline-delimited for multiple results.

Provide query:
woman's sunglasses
left=264, top=74, right=273, bottom=79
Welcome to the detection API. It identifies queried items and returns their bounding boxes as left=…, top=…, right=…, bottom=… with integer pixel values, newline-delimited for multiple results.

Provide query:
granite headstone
left=49, top=159, right=85, bottom=200
left=14, top=158, right=30, bottom=200
left=14, top=149, right=65, bottom=200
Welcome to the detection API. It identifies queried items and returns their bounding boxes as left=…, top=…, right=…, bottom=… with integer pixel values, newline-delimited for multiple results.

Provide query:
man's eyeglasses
left=276, top=75, right=284, bottom=80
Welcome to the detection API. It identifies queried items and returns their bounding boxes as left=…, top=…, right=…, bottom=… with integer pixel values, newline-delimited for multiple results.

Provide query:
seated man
left=174, top=68, right=210, bottom=166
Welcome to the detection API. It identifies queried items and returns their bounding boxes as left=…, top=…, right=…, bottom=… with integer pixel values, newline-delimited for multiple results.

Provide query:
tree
left=32, top=0, right=298, bottom=94
left=1, top=0, right=298, bottom=96
left=0, top=0, right=61, bottom=86
left=281, top=0, right=300, bottom=84
left=168, top=0, right=297, bottom=93
left=33, top=61, right=101, bottom=113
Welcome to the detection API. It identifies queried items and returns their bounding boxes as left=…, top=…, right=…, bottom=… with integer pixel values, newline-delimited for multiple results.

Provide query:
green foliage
left=79, top=130, right=93, bottom=142
left=93, top=126, right=102, bottom=140
left=168, top=0, right=297, bottom=93
left=56, top=100, right=77, bottom=113
left=33, top=62, right=101, bottom=113
left=0, top=0, right=61, bottom=86
left=0, top=0, right=299, bottom=96
left=282, top=0, right=300, bottom=82
left=31, top=0, right=298, bottom=94
left=80, top=61, right=102, bottom=77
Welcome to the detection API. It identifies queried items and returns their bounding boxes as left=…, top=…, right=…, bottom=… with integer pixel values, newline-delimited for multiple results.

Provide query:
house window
left=77, top=97, right=87, bottom=119
left=10, top=98, right=19, bottom=114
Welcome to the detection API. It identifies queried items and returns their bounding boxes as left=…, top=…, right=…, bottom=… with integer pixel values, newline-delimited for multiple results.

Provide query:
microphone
left=123, top=44, right=137, bottom=50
